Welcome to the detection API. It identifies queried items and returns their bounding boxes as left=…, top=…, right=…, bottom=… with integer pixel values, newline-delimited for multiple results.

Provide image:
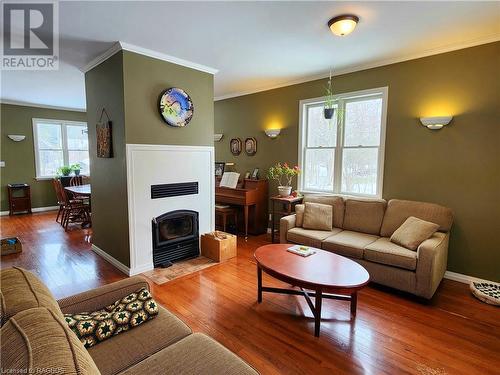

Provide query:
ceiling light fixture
left=328, top=15, right=359, bottom=36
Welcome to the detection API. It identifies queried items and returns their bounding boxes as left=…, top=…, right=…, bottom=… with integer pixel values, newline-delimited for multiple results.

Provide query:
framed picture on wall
left=245, top=137, right=257, bottom=156
left=230, top=138, right=242, bottom=156
left=215, top=162, right=225, bottom=177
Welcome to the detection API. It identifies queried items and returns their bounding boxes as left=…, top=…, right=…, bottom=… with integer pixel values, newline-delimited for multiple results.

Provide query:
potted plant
left=57, top=165, right=72, bottom=177
left=71, top=163, right=81, bottom=176
left=324, top=72, right=335, bottom=119
left=267, top=162, right=300, bottom=197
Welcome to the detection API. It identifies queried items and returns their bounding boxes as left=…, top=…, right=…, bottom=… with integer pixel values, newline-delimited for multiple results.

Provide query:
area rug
left=142, top=256, right=217, bottom=285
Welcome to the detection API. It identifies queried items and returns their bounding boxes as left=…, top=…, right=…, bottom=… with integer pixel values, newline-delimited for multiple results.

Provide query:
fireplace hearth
left=152, top=210, right=199, bottom=267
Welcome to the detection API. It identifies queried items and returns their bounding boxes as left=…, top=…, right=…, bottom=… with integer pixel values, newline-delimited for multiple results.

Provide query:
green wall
left=123, top=51, right=214, bottom=146
left=85, top=51, right=130, bottom=266
left=215, top=42, right=500, bottom=281
left=85, top=50, right=214, bottom=268
left=0, top=103, right=87, bottom=211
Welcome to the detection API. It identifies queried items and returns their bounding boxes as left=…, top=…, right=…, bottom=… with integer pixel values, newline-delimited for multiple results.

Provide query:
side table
left=8, top=184, right=32, bottom=215
left=270, top=195, right=303, bottom=243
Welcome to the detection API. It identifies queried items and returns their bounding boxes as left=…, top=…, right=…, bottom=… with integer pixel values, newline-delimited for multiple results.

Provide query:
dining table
left=64, top=184, right=91, bottom=197
left=64, top=184, right=91, bottom=228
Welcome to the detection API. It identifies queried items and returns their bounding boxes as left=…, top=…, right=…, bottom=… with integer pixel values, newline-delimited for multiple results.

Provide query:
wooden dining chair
left=69, top=175, right=90, bottom=203
left=60, top=186, right=90, bottom=231
left=52, top=178, right=66, bottom=223
left=69, top=176, right=83, bottom=186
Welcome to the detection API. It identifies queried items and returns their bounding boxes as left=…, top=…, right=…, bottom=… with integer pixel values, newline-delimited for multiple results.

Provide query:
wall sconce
left=214, top=133, right=224, bottom=142
left=419, top=116, right=453, bottom=130
left=264, top=129, right=281, bottom=139
left=7, top=135, right=26, bottom=142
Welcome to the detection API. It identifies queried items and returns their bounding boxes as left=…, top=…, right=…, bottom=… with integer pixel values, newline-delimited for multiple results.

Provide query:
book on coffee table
left=287, top=245, right=316, bottom=257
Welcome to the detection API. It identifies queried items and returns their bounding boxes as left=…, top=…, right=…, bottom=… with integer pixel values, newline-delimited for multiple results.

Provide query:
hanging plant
left=324, top=71, right=335, bottom=120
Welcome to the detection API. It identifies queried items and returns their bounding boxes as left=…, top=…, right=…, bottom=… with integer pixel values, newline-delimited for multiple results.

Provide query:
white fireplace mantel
left=126, top=143, right=215, bottom=275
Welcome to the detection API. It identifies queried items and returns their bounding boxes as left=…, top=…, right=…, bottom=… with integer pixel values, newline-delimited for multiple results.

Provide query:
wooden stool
left=215, top=206, right=238, bottom=233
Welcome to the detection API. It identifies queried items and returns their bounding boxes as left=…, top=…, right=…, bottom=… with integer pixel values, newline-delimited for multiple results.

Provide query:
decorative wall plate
left=159, top=88, right=194, bottom=127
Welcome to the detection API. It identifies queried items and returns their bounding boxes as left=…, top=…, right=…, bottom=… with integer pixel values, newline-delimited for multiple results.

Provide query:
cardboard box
left=201, top=231, right=237, bottom=262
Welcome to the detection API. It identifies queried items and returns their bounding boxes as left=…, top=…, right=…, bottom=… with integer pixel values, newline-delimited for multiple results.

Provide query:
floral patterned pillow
left=64, top=287, right=159, bottom=348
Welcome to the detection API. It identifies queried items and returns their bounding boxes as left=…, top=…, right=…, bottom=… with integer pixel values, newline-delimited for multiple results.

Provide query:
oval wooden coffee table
left=254, top=244, right=370, bottom=337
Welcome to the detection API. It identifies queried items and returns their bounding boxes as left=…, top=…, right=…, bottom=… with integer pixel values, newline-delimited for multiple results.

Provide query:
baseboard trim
left=129, top=263, right=154, bottom=276
left=444, top=270, right=492, bottom=284
left=91, top=244, right=130, bottom=276
left=0, top=206, right=59, bottom=216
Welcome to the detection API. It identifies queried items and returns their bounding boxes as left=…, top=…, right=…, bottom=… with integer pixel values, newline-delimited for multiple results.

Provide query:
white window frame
left=298, top=87, right=388, bottom=198
left=32, top=118, right=89, bottom=179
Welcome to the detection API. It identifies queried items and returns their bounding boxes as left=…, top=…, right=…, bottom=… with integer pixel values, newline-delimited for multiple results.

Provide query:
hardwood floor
left=1, top=212, right=499, bottom=374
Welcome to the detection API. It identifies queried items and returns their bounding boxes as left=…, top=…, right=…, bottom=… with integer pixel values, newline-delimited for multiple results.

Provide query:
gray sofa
left=280, top=196, right=453, bottom=299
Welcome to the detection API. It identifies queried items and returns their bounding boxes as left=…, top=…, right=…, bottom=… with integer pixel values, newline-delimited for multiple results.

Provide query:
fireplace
left=152, top=210, right=199, bottom=267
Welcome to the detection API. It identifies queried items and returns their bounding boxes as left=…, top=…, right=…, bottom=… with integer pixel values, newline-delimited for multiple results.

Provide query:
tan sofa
left=0, top=267, right=258, bottom=375
left=280, top=196, right=453, bottom=299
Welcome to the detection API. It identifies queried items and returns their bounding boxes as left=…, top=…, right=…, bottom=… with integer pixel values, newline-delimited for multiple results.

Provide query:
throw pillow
left=295, top=204, right=304, bottom=227
left=302, top=202, right=332, bottom=231
left=64, top=287, right=159, bottom=348
left=390, top=216, right=440, bottom=251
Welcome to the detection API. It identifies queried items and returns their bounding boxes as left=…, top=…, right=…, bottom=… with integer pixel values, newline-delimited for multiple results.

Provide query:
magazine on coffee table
left=287, top=245, right=316, bottom=257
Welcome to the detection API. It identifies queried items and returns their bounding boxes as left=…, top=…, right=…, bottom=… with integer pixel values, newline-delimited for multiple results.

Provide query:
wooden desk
left=215, top=179, right=268, bottom=237
left=270, top=195, right=303, bottom=243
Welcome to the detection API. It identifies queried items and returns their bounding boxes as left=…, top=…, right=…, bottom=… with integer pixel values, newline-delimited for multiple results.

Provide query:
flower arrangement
left=267, top=163, right=300, bottom=197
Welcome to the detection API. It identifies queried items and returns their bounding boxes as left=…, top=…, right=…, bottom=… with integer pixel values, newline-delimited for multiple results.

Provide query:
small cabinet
left=8, top=184, right=32, bottom=215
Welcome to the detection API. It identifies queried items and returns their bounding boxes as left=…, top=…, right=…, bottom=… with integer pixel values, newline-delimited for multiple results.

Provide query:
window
left=298, top=87, right=387, bottom=197
left=32, top=118, right=89, bottom=178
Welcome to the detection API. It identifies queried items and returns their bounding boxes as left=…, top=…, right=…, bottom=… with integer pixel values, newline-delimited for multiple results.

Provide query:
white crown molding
left=80, top=42, right=122, bottom=73
left=119, top=42, right=219, bottom=75
left=0, top=99, right=86, bottom=112
left=214, top=34, right=500, bottom=101
left=81, top=41, right=219, bottom=75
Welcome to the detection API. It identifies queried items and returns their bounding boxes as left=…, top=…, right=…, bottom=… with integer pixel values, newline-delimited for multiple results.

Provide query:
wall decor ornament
left=230, top=138, right=242, bottom=156
left=159, top=87, right=194, bottom=127
left=96, top=108, right=112, bottom=158
left=245, top=137, right=257, bottom=156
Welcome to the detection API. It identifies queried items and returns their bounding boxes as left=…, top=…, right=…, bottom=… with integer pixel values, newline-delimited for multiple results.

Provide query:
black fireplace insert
left=152, top=210, right=199, bottom=267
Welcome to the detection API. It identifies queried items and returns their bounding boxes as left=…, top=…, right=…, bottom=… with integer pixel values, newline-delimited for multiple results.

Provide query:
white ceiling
left=1, top=1, right=499, bottom=110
